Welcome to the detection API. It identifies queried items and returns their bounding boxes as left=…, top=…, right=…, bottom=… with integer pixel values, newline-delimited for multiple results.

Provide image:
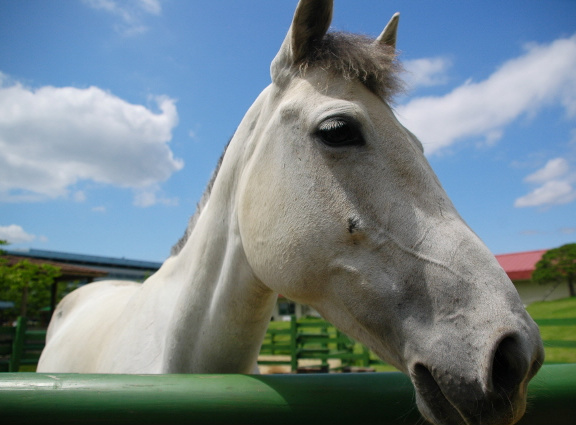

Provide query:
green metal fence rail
left=0, top=364, right=574, bottom=425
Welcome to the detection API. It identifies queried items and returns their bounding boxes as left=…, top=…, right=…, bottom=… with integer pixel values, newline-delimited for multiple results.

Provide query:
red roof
left=495, top=250, right=547, bottom=281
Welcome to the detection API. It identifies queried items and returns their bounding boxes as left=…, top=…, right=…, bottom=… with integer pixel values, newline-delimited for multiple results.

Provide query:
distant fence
left=0, top=317, right=46, bottom=372
left=259, top=316, right=380, bottom=372
left=262, top=315, right=576, bottom=372
left=0, top=364, right=574, bottom=425
left=0, top=316, right=374, bottom=373
left=2, top=316, right=576, bottom=373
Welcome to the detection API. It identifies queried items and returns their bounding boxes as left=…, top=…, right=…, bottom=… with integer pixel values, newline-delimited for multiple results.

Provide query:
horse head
left=236, top=1, right=544, bottom=424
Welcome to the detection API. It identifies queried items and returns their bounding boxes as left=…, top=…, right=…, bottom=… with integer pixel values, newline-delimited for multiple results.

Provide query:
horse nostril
left=491, top=336, right=527, bottom=396
left=411, top=363, right=467, bottom=425
left=413, top=363, right=439, bottom=393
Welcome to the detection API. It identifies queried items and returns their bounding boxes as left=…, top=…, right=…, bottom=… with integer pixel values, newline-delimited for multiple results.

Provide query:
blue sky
left=1, top=0, right=575, bottom=262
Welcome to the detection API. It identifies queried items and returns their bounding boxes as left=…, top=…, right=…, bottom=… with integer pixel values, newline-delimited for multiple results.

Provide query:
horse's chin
left=411, top=366, right=468, bottom=425
left=415, top=394, right=526, bottom=425
left=411, top=371, right=529, bottom=425
left=415, top=393, right=469, bottom=425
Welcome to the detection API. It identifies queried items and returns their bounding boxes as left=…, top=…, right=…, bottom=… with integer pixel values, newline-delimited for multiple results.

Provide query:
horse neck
left=157, top=96, right=278, bottom=373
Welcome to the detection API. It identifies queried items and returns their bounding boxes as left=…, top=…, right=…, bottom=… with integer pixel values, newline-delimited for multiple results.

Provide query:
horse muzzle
left=409, top=330, right=545, bottom=425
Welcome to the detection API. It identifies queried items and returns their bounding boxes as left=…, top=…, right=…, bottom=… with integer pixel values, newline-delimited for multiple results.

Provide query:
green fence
left=259, top=316, right=379, bottom=372
left=0, top=317, right=46, bottom=372
left=261, top=315, right=576, bottom=372
left=2, top=315, right=576, bottom=373
left=0, top=364, right=574, bottom=425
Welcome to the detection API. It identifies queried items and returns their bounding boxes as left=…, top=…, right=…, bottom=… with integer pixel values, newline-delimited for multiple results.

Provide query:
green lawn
left=527, top=297, right=576, bottom=318
left=527, top=297, right=576, bottom=364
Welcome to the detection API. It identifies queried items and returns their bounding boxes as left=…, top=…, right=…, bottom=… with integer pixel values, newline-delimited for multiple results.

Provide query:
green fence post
left=290, top=315, right=298, bottom=372
left=9, top=316, right=26, bottom=372
left=362, top=345, right=371, bottom=367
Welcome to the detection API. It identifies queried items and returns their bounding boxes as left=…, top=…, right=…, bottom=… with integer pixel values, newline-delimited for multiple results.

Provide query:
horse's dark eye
left=316, top=118, right=365, bottom=147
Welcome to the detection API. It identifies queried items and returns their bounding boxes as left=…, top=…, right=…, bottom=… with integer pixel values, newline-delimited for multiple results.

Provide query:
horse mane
left=170, top=141, right=229, bottom=257
left=170, top=31, right=403, bottom=257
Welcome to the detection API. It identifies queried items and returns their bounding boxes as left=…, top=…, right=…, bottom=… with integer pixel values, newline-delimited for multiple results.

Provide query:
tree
left=0, top=240, right=61, bottom=320
left=532, top=243, right=576, bottom=298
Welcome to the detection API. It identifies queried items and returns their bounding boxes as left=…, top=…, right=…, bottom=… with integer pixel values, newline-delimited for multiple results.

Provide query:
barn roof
left=2, top=254, right=108, bottom=281
left=495, top=250, right=547, bottom=281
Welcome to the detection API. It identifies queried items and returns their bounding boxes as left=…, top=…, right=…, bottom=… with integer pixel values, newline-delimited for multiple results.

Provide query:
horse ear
left=271, top=0, right=333, bottom=83
left=375, top=12, right=400, bottom=50
left=290, top=0, right=333, bottom=63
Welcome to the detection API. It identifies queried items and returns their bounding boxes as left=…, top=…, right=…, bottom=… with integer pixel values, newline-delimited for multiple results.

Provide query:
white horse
left=39, top=1, right=544, bottom=424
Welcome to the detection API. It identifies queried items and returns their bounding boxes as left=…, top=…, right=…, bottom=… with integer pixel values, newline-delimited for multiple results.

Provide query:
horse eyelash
left=318, top=118, right=348, bottom=132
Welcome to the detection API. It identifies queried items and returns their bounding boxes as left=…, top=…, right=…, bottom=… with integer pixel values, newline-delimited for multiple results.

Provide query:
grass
left=526, top=297, right=576, bottom=364
left=526, top=297, right=576, bottom=318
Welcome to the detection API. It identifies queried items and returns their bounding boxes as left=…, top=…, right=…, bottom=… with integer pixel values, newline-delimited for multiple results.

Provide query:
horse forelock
left=297, top=32, right=405, bottom=103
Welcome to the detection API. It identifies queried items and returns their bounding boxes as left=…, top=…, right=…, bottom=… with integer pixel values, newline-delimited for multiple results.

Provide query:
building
left=2, top=253, right=108, bottom=318
left=4, top=249, right=162, bottom=283
left=3, top=249, right=162, bottom=316
left=2, top=248, right=568, bottom=320
left=495, top=250, right=570, bottom=304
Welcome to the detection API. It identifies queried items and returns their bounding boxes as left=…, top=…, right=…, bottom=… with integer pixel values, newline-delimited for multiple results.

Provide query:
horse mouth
left=411, top=364, right=468, bottom=425
left=410, top=361, right=527, bottom=425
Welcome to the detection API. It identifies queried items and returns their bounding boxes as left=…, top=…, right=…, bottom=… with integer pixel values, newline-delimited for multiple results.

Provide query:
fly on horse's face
left=39, top=2, right=544, bottom=424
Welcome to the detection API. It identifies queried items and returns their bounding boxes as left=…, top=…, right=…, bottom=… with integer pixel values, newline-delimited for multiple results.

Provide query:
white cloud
left=0, top=225, right=36, bottom=244
left=524, top=157, right=569, bottom=183
left=83, top=0, right=162, bottom=35
left=137, top=0, right=161, bottom=15
left=0, top=76, right=183, bottom=206
left=515, top=180, right=575, bottom=207
left=515, top=157, right=576, bottom=207
left=397, top=34, right=576, bottom=155
left=133, top=185, right=178, bottom=207
left=73, top=191, right=87, bottom=203
left=403, top=56, right=451, bottom=89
